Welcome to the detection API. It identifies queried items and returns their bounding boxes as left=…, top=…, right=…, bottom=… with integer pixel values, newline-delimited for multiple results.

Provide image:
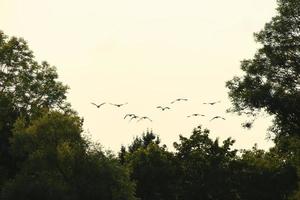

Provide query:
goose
left=210, top=116, right=226, bottom=121
left=91, top=102, right=106, bottom=108
left=171, top=98, right=188, bottom=104
left=203, top=101, right=221, bottom=105
left=157, top=106, right=170, bottom=111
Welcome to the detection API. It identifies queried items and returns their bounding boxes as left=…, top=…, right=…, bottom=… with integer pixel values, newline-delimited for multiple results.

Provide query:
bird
left=124, top=114, right=137, bottom=119
left=110, top=102, right=128, bottom=107
left=156, top=106, right=170, bottom=111
left=91, top=102, right=106, bottom=108
left=203, top=101, right=221, bottom=105
left=187, top=113, right=205, bottom=118
left=210, top=116, right=226, bottom=121
left=137, top=116, right=152, bottom=122
left=171, top=98, right=188, bottom=104
left=129, top=115, right=139, bottom=122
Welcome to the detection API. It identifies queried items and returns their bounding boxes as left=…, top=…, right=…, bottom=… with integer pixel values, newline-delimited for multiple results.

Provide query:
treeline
left=1, top=0, right=300, bottom=198
left=120, top=128, right=298, bottom=200
left=0, top=30, right=298, bottom=200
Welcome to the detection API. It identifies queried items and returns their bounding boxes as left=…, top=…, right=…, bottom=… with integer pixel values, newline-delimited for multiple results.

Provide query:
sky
left=0, top=0, right=278, bottom=153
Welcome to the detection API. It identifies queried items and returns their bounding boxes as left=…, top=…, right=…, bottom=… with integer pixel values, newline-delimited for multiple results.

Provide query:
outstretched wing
left=129, top=116, right=138, bottom=122
left=91, top=102, right=98, bottom=107
left=99, top=102, right=106, bottom=107
left=144, top=117, right=153, bottom=122
left=124, top=114, right=134, bottom=119
left=210, top=116, right=218, bottom=121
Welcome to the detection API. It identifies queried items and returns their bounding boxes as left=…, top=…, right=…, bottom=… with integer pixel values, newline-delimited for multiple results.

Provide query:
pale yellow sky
left=1, top=0, right=278, bottom=152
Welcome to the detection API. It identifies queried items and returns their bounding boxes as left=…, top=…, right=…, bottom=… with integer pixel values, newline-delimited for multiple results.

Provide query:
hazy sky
left=1, top=0, right=278, bottom=152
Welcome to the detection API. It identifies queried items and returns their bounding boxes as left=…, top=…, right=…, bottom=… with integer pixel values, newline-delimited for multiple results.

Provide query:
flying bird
left=91, top=102, right=106, bottom=108
left=203, top=101, right=221, bottom=105
left=129, top=115, right=139, bottom=122
left=210, top=116, right=226, bottom=121
left=187, top=114, right=205, bottom=118
left=171, top=98, right=188, bottom=104
left=157, top=106, right=170, bottom=111
left=123, top=114, right=140, bottom=122
left=124, top=114, right=137, bottom=119
left=110, top=102, right=128, bottom=107
left=137, top=116, right=152, bottom=122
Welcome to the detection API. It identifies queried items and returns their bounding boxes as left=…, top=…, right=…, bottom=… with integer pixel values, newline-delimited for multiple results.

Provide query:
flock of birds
left=91, top=98, right=226, bottom=123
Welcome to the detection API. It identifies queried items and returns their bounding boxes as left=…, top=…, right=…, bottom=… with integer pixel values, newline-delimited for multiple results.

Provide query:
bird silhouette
left=124, top=114, right=137, bottom=119
left=171, top=98, right=188, bottom=104
left=187, top=113, right=205, bottom=118
left=110, top=102, right=128, bottom=107
left=91, top=102, right=106, bottom=108
left=129, top=115, right=139, bottom=122
left=210, top=116, right=226, bottom=121
left=137, top=116, right=152, bottom=122
left=203, top=101, right=221, bottom=105
left=157, top=106, right=170, bottom=111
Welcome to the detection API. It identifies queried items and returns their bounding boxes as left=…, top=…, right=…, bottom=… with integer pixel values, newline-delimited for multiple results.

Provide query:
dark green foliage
left=122, top=131, right=178, bottom=200
left=120, top=127, right=297, bottom=200
left=226, top=0, right=300, bottom=139
left=2, top=4, right=300, bottom=196
left=0, top=31, right=71, bottom=186
left=232, top=146, right=298, bottom=200
left=2, top=112, right=136, bottom=200
left=0, top=31, right=136, bottom=199
left=0, top=31, right=70, bottom=115
left=226, top=1, right=300, bottom=197
left=128, top=130, right=161, bottom=153
left=174, top=126, right=238, bottom=200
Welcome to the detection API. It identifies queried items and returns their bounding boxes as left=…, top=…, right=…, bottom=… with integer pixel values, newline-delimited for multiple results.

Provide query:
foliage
left=121, top=130, right=178, bottom=200
left=226, top=0, right=300, bottom=139
left=174, top=126, right=239, bottom=199
left=226, top=1, right=300, bottom=197
left=2, top=111, right=136, bottom=200
left=0, top=31, right=71, bottom=185
left=233, top=145, right=298, bottom=200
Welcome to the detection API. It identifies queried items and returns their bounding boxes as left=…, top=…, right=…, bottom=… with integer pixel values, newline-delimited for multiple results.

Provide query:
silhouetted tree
left=226, top=0, right=300, bottom=141
left=174, top=126, right=238, bottom=199
left=0, top=31, right=71, bottom=186
left=2, top=111, right=136, bottom=200
left=128, top=130, right=160, bottom=153
left=122, top=130, right=178, bottom=200
left=226, top=1, right=300, bottom=196
left=232, top=145, right=298, bottom=200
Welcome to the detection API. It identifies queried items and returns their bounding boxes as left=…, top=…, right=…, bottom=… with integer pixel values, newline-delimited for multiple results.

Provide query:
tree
left=173, top=126, right=298, bottom=200
left=174, top=126, right=238, bottom=200
left=226, top=0, right=300, bottom=140
left=0, top=31, right=69, bottom=114
left=127, top=130, right=161, bottom=153
left=232, top=145, right=298, bottom=200
left=0, top=31, right=71, bottom=184
left=121, top=130, right=178, bottom=200
left=2, top=111, right=136, bottom=200
left=226, top=1, right=300, bottom=196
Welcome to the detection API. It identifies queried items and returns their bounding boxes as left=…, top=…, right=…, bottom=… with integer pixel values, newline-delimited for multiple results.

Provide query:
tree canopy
left=226, top=0, right=300, bottom=139
left=1, top=0, right=300, bottom=197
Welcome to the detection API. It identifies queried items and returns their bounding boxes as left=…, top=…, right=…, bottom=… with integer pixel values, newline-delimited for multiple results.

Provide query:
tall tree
left=226, top=0, right=300, bottom=140
left=2, top=111, right=136, bottom=200
left=174, top=126, right=238, bottom=200
left=0, top=31, right=70, bottom=184
left=122, top=130, right=178, bottom=200
left=226, top=1, right=300, bottom=196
